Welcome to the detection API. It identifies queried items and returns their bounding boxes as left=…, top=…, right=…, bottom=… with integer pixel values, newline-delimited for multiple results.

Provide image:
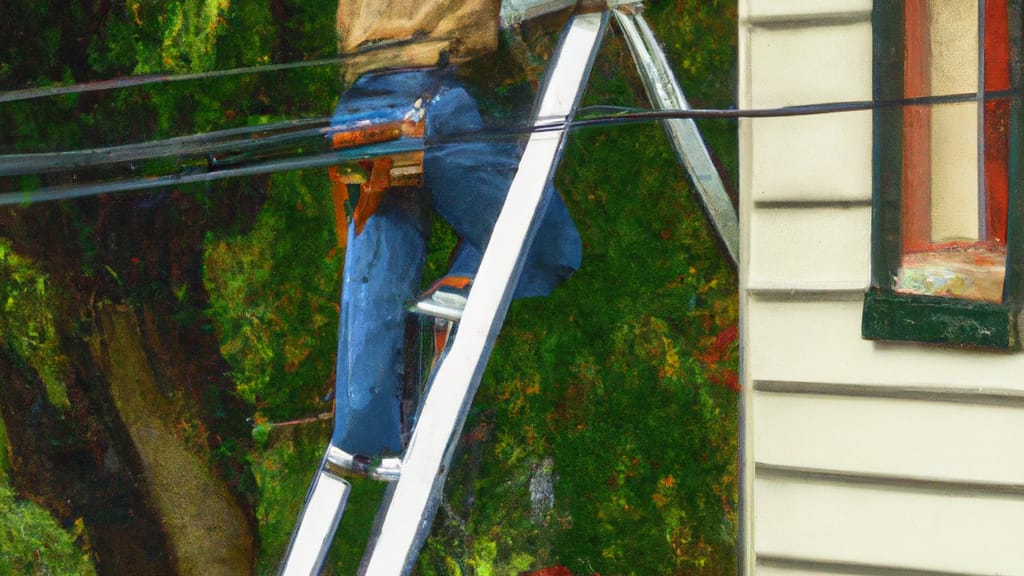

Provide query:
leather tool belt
left=327, top=103, right=427, bottom=247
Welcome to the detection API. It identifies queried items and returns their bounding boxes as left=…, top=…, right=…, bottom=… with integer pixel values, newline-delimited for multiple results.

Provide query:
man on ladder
left=281, top=2, right=586, bottom=573
left=325, top=0, right=583, bottom=479
left=283, top=0, right=737, bottom=572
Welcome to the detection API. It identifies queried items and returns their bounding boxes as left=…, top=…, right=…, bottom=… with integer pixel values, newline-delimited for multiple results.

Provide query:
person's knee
left=427, top=87, right=484, bottom=137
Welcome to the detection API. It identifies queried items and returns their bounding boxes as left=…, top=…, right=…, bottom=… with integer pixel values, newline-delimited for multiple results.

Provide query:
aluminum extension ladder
left=280, top=2, right=737, bottom=574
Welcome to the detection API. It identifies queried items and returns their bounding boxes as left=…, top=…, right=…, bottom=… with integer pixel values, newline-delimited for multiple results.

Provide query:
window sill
left=862, top=287, right=1020, bottom=350
left=896, top=243, right=1007, bottom=303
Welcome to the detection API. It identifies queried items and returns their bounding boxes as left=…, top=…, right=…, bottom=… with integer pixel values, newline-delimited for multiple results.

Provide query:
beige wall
left=739, top=1, right=1024, bottom=573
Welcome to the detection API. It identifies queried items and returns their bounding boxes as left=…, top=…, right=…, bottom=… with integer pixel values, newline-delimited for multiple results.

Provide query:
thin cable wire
left=5, top=86, right=1020, bottom=171
left=0, top=58, right=351, bottom=104
left=0, top=142, right=425, bottom=206
left=0, top=40, right=443, bottom=104
left=0, top=2, right=588, bottom=104
left=2, top=87, right=1022, bottom=205
left=0, top=118, right=329, bottom=176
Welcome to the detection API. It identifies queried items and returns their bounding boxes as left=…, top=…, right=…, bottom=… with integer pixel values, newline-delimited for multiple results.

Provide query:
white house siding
left=739, top=1, right=1024, bottom=575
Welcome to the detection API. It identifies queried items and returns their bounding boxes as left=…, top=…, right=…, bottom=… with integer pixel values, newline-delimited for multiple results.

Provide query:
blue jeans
left=330, top=68, right=582, bottom=456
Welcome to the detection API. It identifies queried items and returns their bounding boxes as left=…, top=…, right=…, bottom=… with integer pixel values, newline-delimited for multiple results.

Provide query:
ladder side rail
left=358, top=11, right=609, bottom=575
left=279, top=460, right=353, bottom=576
left=613, top=8, right=740, bottom=266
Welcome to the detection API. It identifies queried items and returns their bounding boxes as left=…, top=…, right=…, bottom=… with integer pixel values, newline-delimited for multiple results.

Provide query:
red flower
left=520, top=567, right=573, bottom=576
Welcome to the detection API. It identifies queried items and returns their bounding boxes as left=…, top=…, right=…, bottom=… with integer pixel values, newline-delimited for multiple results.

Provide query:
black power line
left=2, top=87, right=1021, bottom=206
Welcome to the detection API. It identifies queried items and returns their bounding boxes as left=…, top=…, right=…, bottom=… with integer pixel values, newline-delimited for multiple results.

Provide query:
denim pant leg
left=423, top=79, right=581, bottom=298
left=331, top=67, right=582, bottom=300
left=329, top=68, right=582, bottom=457
left=426, top=139, right=582, bottom=298
left=331, top=188, right=430, bottom=456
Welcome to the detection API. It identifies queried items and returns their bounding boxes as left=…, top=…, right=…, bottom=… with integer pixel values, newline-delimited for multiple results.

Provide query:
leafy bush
left=0, top=483, right=96, bottom=576
left=204, top=169, right=342, bottom=421
left=0, top=240, right=70, bottom=410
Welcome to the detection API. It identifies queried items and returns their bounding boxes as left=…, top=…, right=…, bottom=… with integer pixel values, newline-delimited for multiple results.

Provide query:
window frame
left=863, top=0, right=1024, bottom=349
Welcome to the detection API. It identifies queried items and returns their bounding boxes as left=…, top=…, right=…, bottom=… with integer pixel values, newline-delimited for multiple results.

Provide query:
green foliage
left=250, top=422, right=386, bottom=575
left=0, top=1, right=87, bottom=88
left=435, top=122, right=739, bottom=568
left=0, top=87, right=82, bottom=156
left=648, top=0, right=740, bottom=191
left=252, top=422, right=274, bottom=448
left=155, top=0, right=233, bottom=73
left=208, top=1, right=739, bottom=572
left=4, top=0, right=343, bottom=573
left=0, top=483, right=97, bottom=576
left=0, top=414, right=9, bottom=477
left=0, top=240, right=70, bottom=410
left=214, top=2, right=276, bottom=69
left=419, top=4, right=739, bottom=572
left=203, top=170, right=356, bottom=573
left=86, top=2, right=163, bottom=77
left=250, top=423, right=323, bottom=575
left=204, top=170, right=342, bottom=421
left=469, top=537, right=534, bottom=576
left=646, top=0, right=736, bottom=108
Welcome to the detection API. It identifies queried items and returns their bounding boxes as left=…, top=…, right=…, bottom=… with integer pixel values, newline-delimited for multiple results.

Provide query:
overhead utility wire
left=2, top=87, right=1022, bottom=206
left=0, top=42, right=443, bottom=104
left=3, top=87, right=1019, bottom=175
left=0, top=142, right=425, bottom=206
left=0, top=118, right=328, bottom=176
left=572, top=88, right=1020, bottom=124
left=0, top=58, right=352, bottom=104
left=0, top=1, right=585, bottom=104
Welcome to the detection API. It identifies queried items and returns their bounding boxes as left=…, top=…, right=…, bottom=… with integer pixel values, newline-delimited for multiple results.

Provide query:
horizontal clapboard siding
left=753, top=389, right=1024, bottom=487
left=748, top=205, right=870, bottom=289
left=754, top=473, right=1024, bottom=575
left=739, top=1, right=1024, bottom=574
left=746, top=297, right=1024, bottom=391
left=748, top=20, right=870, bottom=107
left=751, top=112, right=872, bottom=204
left=744, top=0, right=871, bottom=25
left=745, top=11, right=871, bottom=205
left=757, top=557, right=995, bottom=576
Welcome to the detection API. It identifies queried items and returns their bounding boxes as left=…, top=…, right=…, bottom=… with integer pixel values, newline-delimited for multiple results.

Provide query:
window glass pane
left=925, top=0, right=978, bottom=243
left=896, top=0, right=1008, bottom=303
left=930, top=102, right=979, bottom=242
left=929, top=0, right=978, bottom=97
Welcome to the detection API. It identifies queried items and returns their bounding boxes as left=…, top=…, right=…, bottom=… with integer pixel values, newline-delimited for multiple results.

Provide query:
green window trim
left=863, top=0, right=1024, bottom=350
left=863, top=287, right=1019, bottom=350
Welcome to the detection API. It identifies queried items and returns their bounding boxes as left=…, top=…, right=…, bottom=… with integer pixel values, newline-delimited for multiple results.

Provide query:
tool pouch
left=326, top=101, right=427, bottom=248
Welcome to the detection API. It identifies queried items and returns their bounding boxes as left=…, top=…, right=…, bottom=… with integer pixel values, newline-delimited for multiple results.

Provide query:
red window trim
left=985, top=0, right=1010, bottom=244
left=902, top=0, right=931, bottom=253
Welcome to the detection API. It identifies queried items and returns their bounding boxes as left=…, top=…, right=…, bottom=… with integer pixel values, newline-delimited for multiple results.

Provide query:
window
left=863, top=0, right=1024, bottom=348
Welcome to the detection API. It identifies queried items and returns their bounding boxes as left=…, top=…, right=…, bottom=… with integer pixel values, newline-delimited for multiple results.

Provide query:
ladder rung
left=407, top=297, right=464, bottom=321
left=325, top=445, right=402, bottom=481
